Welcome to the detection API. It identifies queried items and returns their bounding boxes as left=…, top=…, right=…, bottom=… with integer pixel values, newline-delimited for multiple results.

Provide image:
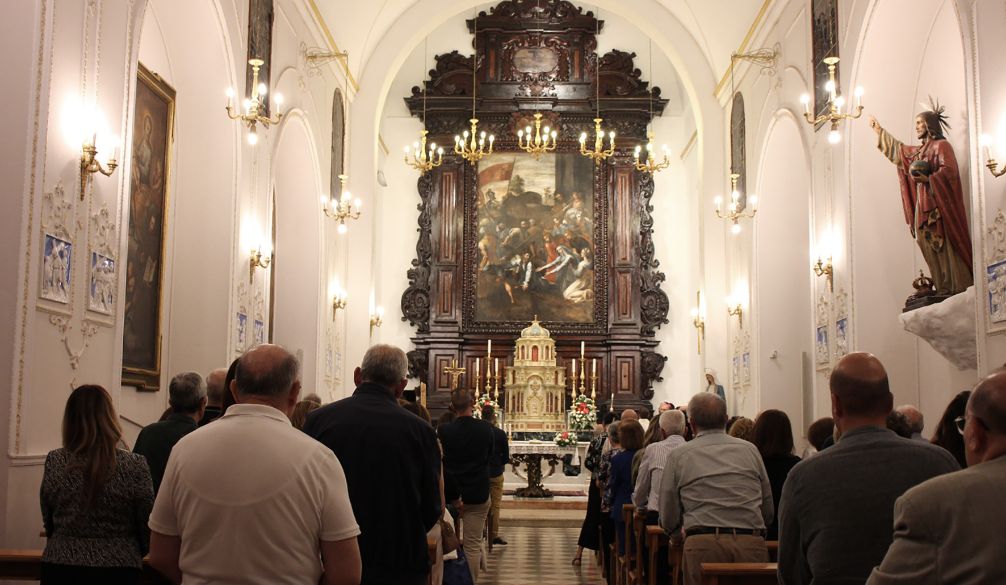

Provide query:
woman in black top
left=573, top=410, right=617, bottom=565
left=40, top=385, right=154, bottom=585
left=751, top=409, right=801, bottom=541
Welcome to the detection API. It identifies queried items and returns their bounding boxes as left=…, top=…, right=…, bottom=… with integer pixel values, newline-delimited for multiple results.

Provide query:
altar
left=508, top=440, right=586, bottom=498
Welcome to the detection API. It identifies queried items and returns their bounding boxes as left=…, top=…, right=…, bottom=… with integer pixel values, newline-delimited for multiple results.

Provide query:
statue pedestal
left=898, top=286, right=977, bottom=370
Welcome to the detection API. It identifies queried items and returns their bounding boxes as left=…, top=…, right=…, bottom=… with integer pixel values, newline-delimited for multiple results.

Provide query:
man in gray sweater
left=777, top=352, right=959, bottom=585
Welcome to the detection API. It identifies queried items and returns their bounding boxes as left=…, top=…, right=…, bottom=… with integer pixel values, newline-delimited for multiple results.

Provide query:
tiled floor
left=480, top=521, right=606, bottom=585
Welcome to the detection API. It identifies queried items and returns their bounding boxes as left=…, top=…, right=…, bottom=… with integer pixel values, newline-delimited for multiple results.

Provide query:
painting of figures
left=122, top=63, right=174, bottom=389
left=473, top=152, right=596, bottom=323
left=41, top=234, right=72, bottom=303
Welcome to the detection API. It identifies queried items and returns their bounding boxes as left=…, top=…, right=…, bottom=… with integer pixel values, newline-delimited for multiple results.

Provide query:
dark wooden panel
left=438, top=170, right=459, bottom=262
left=616, top=356, right=635, bottom=394
left=613, top=168, right=635, bottom=265
left=615, top=270, right=633, bottom=321
left=436, top=270, right=454, bottom=318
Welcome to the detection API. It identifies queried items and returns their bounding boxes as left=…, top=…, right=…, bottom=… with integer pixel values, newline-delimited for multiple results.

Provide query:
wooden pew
left=0, top=550, right=170, bottom=583
left=766, top=541, right=778, bottom=562
left=700, top=562, right=777, bottom=585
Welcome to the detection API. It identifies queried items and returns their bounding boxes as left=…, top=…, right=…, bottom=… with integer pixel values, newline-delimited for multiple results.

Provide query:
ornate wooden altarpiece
left=400, top=0, right=670, bottom=415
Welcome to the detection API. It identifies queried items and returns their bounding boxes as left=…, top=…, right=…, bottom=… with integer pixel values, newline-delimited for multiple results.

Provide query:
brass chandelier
left=517, top=113, right=557, bottom=159
left=226, top=58, right=283, bottom=146
left=404, top=38, right=444, bottom=173
left=633, top=40, right=670, bottom=174
left=800, top=56, right=864, bottom=144
left=454, top=14, right=494, bottom=165
left=580, top=14, right=614, bottom=165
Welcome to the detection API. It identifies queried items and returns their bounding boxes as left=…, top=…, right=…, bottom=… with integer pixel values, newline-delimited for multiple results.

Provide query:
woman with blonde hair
left=40, top=385, right=154, bottom=584
left=289, top=399, right=321, bottom=430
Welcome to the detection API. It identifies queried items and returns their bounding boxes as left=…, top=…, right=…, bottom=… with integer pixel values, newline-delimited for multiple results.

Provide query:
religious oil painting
left=89, top=252, right=116, bottom=315
left=236, top=312, right=248, bottom=351
left=835, top=317, right=849, bottom=357
left=473, top=152, right=596, bottom=325
left=986, top=260, right=1006, bottom=324
left=254, top=319, right=265, bottom=345
left=122, top=63, right=174, bottom=389
left=815, top=325, right=830, bottom=367
left=40, top=234, right=72, bottom=304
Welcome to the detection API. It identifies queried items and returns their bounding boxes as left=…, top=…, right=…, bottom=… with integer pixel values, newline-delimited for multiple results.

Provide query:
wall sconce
left=690, top=290, right=706, bottom=354
left=799, top=56, right=864, bottom=144
left=80, top=134, right=118, bottom=200
left=226, top=59, right=283, bottom=146
left=331, top=289, right=347, bottom=321
left=322, top=174, right=363, bottom=234
left=714, top=173, right=758, bottom=235
left=369, top=306, right=384, bottom=336
left=981, top=135, right=1006, bottom=178
left=726, top=288, right=747, bottom=328
left=813, top=256, right=834, bottom=291
left=249, top=247, right=272, bottom=284
left=727, top=303, right=744, bottom=328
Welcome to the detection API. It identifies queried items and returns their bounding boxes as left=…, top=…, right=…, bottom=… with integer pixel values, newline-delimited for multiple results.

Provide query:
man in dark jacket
left=134, top=371, right=206, bottom=493
left=304, top=345, right=442, bottom=585
left=439, top=390, right=495, bottom=583
left=482, top=405, right=509, bottom=546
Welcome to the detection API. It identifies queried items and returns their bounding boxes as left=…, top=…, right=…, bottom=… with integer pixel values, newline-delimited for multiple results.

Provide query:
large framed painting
left=122, top=62, right=174, bottom=391
left=811, top=0, right=839, bottom=126
left=463, top=151, right=605, bottom=333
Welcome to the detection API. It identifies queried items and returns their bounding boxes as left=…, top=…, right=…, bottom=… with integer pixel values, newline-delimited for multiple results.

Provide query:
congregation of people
left=35, top=343, right=1006, bottom=585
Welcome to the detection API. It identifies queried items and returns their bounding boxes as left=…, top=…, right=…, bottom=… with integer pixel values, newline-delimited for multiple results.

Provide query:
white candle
left=487, top=339, right=492, bottom=355
left=592, top=358, right=597, bottom=376
left=495, top=358, right=499, bottom=378
left=572, top=359, right=577, bottom=382
left=580, top=341, right=585, bottom=358
left=475, top=358, right=480, bottom=383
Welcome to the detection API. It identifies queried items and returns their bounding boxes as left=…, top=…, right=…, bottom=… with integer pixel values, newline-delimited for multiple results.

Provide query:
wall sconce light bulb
left=731, top=223, right=742, bottom=235
left=799, top=93, right=810, bottom=105
left=226, top=87, right=235, bottom=98
left=488, top=134, right=495, bottom=143
left=337, top=223, right=347, bottom=234
left=274, top=92, right=284, bottom=106
left=825, top=79, right=836, bottom=92
left=579, top=132, right=587, bottom=143
left=258, top=82, right=267, bottom=96
left=828, top=129, right=841, bottom=144
left=834, top=95, right=846, bottom=109
left=854, top=86, right=864, bottom=97
left=690, top=307, right=699, bottom=318
left=714, top=196, right=723, bottom=206
left=247, top=129, right=259, bottom=146
left=353, top=198, right=362, bottom=210
left=750, top=195, right=759, bottom=207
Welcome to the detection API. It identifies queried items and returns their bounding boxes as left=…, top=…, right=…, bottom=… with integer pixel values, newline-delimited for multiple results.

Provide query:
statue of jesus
left=868, top=101, right=973, bottom=297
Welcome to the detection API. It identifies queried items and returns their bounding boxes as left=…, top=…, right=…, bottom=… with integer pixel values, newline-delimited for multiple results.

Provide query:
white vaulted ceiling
left=314, top=0, right=767, bottom=90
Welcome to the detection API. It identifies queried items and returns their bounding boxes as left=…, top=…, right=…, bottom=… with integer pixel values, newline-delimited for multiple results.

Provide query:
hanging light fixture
left=714, top=172, right=758, bottom=235
left=404, top=37, right=444, bottom=173
left=321, top=57, right=363, bottom=233
left=226, top=59, right=284, bottom=146
left=322, top=174, right=362, bottom=234
left=800, top=56, right=864, bottom=144
left=454, top=13, right=494, bottom=165
left=634, top=40, right=670, bottom=173
left=580, top=13, right=615, bottom=165
left=517, top=113, right=557, bottom=159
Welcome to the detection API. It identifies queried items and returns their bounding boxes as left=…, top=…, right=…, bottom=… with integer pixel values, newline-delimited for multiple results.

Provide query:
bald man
left=895, top=404, right=926, bottom=441
left=198, top=367, right=227, bottom=426
left=867, top=371, right=1006, bottom=584
left=777, top=352, right=959, bottom=585
left=149, top=345, right=361, bottom=585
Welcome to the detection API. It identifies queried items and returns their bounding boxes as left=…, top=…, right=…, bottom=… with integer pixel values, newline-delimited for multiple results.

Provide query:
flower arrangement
left=472, top=395, right=501, bottom=421
left=567, top=394, right=597, bottom=431
left=554, top=430, right=576, bottom=447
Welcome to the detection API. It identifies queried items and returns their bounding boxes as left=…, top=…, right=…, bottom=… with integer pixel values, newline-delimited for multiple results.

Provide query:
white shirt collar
left=222, top=403, right=292, bottom=425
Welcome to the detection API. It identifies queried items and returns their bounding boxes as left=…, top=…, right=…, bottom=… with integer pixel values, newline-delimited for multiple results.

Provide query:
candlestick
left=579, top=358, right=587, bottom=395
left=571, top=358, right=577, bottom=394
left=494, top=358, right=499, bottom=399
left=474, top=357, right=480, bottom=396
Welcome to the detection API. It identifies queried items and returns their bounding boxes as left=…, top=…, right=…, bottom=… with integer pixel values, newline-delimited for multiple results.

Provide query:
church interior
left=2, top=0, right=1006, bottom=583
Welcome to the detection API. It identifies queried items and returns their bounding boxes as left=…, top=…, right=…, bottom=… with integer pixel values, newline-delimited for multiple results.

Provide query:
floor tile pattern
left=479, top=522, right=606, bottom=585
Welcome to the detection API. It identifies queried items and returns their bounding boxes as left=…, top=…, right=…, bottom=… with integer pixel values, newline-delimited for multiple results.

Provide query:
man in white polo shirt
left=148, top=344, right=361, bottom=585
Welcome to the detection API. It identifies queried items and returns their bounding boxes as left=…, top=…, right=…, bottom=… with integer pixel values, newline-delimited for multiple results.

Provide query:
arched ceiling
left=312, top=0, right=767, bottom=92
